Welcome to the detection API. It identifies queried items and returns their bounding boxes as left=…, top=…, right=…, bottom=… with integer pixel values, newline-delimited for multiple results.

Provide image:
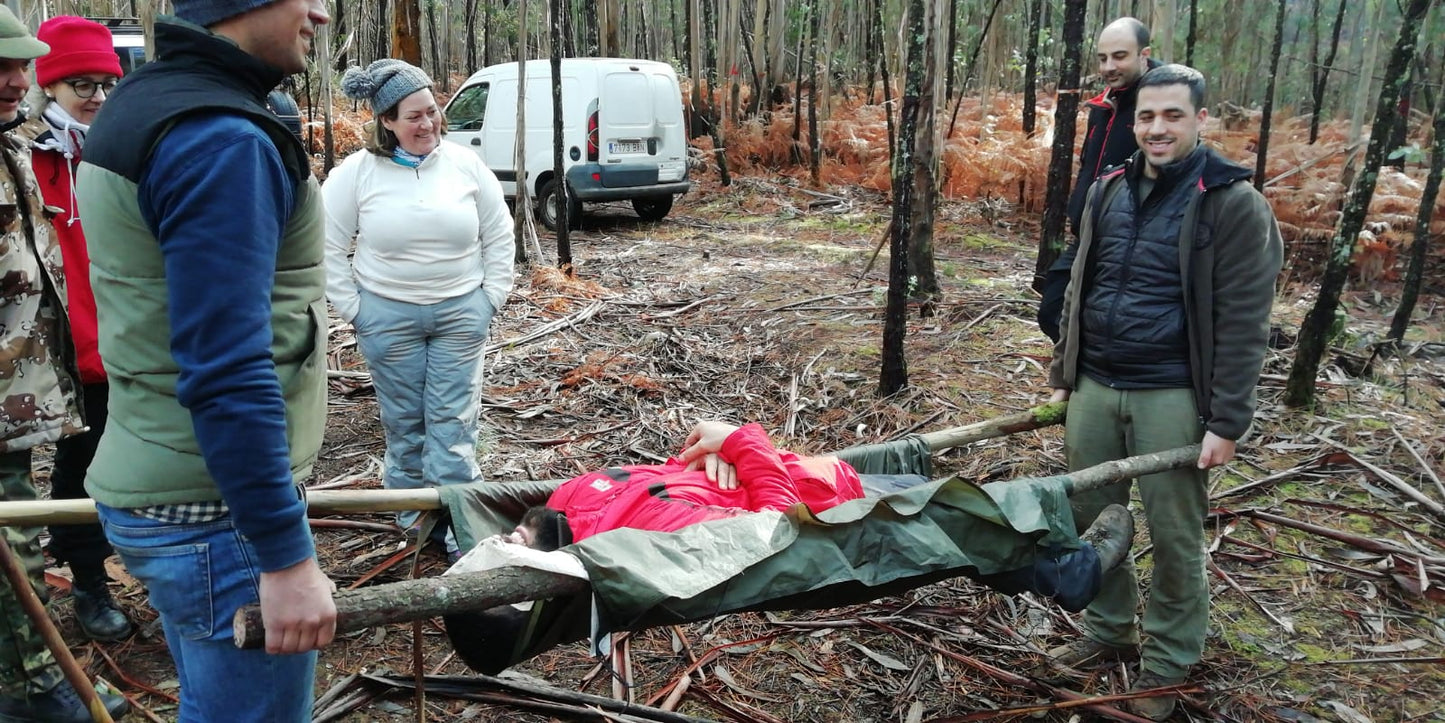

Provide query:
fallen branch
left=917, top=401, right=1066, bottom=452
left=359, top=673, right=715, bottom=723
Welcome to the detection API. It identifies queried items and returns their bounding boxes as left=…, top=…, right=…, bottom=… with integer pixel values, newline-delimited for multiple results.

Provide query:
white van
left=444, top=58, right=690, bottom=230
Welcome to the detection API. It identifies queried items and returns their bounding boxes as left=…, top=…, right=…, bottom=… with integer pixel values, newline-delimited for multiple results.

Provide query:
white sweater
left=322, top=140, right=515, bottom=322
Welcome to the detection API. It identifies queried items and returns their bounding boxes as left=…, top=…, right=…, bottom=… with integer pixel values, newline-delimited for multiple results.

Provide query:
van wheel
left=631, top=195, right=673, bottom=222
left=537, top=180, right=581, bottom=231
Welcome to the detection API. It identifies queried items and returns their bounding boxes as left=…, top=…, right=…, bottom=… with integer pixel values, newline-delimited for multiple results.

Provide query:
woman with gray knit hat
left=323, top=59, right=514, bottom=559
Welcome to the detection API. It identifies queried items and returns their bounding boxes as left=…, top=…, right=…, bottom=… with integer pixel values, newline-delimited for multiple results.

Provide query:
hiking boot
left=73, top=585, right=134, bottom=642
left=1127, top=670, right=1188, bottom=720
left=1034, top=637, right=1137, bottom=679
left=0, top=679, right=129, bottom=722
left=1081, top=504, right=1135, bottom=573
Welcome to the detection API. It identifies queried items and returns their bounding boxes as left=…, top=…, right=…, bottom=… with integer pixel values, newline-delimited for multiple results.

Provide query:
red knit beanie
left=35, top=16, right=123, bottom=89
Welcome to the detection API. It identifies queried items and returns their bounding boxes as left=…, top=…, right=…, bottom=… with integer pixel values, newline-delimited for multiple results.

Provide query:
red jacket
left=547, top=423, right=864, bottom=542
left=31, top=128, right=104, bottom=384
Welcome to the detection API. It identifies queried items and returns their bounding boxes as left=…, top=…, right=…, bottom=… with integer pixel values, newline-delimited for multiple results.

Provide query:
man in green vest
left=76, top=1, right=335, bottom=719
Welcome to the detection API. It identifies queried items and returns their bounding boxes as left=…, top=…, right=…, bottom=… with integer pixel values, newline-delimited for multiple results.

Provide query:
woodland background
left=6, top=0, right=1445, bottom=721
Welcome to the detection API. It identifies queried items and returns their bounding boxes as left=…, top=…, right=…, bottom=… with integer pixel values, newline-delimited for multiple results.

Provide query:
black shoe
left=73, top=586, right=135, bottom=642
left=0, top=679, right=129, bottom=723
left=1081, top=504, right=1135, bottom=573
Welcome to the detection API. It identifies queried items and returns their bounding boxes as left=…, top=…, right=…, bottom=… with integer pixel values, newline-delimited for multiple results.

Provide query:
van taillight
left=587, top=111, right=599, bottom=161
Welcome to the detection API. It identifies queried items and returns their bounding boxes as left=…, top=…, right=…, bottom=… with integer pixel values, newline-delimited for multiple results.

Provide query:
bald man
left=1037, top=17, right=1161, bottom=342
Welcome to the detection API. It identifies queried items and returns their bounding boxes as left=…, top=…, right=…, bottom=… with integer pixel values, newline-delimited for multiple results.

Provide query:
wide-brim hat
left=0, top=6, right=51, bottom=60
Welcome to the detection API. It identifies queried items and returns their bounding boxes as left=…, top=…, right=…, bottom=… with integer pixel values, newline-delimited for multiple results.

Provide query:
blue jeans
left=355, top=287, right=494, bottom=532
left=95, top=504, right=316, bottom=722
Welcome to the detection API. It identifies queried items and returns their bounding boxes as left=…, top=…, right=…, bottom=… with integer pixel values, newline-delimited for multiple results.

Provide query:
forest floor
left=35, top=170, right=1445, bottom=722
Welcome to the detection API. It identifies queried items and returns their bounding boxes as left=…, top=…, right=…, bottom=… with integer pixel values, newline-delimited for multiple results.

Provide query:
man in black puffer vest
left=1037, top=17, right=1161, bottom=342
left=1040, top=65, right=1283, bottom=721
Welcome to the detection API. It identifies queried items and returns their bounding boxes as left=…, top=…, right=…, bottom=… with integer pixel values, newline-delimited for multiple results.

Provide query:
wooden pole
left=0, top=404, right=1073, bottom=527
left=0, top=540, right=115, bottom=722
left=234, top=565, right=588, bottom=649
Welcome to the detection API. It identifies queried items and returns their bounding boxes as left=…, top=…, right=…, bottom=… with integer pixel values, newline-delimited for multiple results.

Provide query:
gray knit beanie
left=340, top=59, right=433, bottom=116
left=171, top=0, right=280, bottom=27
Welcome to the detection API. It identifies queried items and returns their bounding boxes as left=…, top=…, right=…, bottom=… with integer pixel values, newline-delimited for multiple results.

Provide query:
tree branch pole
left=0, top=404, right=1071, bottom=527
left=232, top=440, right=1201, bottom=647
left=0, top=539, right=115, bottom=722
left=234, top=566, right=588, bottom=649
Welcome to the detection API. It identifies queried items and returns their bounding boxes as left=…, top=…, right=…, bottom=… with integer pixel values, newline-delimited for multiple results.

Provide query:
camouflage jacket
left=0, top=127, right=84, bottom=453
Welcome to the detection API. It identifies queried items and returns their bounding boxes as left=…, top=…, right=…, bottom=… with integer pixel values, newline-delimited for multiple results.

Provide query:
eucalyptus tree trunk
left=376, top=0, right=390, bottom=63
left=1184, top=0, right=1197, bottom=66
left=331, top=0, right=349, bottom=71
left=1152, top=0, right=1174, bottom=60
left=1285, top=0, right=1433, bottom=408
left=1253, top=0, right=1288, bottom=191
left=880, top=0, right=928, bottom=397
left=464, top=0, right=479, bottom=73
left=1022, top=0, right=1043, bottom=137
left=393, top=0, right=422, bottom=65
left=1387, top=98, right=1445, bottom=342
left=551, top=0, right=571, bottom=270
left=1308, top=0, right=1349, bottom=144
left=908, top=0, right=943, bottom=318
left=874, top=0, right=895, bottom=158
left=318, top=19, right=336, bottom=173
left=1033, top=0, right=1086, bottom=291
left=513, top=0, right=532, bottom=265
left=808, top=0, right=821, bottom=185
left=599, top=0, right=620, bottom=56
left=425, top=0, right=444, bottom=90
left=791, top=2, right=807, bottom=166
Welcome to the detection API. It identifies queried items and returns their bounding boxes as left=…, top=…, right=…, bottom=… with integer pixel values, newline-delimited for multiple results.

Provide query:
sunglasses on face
left=62, top=78, right=119, bottom=99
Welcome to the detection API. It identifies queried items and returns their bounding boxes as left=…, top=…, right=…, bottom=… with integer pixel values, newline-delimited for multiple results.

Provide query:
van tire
left=632, top=195, right=673, bottom=222
left=537, top=180, right=581, bottom=231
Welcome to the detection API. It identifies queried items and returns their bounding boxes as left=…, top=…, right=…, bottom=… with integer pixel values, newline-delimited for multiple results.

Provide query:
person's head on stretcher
left=503, top=420, right=866, bottom=550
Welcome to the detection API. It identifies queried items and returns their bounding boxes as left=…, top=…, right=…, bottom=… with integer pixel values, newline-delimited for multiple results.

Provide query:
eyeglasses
left=62, top=78, right=119, bottom=99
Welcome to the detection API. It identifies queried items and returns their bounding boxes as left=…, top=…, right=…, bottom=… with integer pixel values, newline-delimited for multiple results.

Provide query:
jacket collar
left=153, top=16, right=286, bottom=102
left=1121, top=142, right=1251, bottom=193
left=1085, top=57, right=1165, bottom=111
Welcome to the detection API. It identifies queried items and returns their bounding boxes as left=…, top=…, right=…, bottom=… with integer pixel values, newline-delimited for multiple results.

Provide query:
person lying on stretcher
left=452, top=420, right=1135, bottom=675
left=505, top=420, right=867, bottom=549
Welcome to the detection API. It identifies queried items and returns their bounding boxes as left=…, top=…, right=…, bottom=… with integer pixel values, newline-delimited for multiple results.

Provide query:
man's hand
left=679, top=421, right=740, bottom=465
left=258, top=557, right=337, bottom=655
left=1197, top=431, right=1236, bottom=469
left=684, top=453, right=738, bottom=490
left=1050, top=388, right=1071, bottom=403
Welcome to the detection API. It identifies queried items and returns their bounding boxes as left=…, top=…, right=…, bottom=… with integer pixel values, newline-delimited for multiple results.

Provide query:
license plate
left=609, top=139, right=645, bottom=154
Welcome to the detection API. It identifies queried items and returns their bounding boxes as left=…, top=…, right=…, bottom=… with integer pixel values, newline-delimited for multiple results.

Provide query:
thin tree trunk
left=465, top=0, right=479, bottom=73
left=943, top=0, right=959, bottom=101
left=908, top=0, right=942, bottom=318
left=1308, top=0, right=1349, bottom=144
left=1033, top=0, right=1086, bottom=291
left=551, top=0, right=571, bottom=269
left=1185, top=0, right=1197, bottom=66
left=944, top=0, right=1004, bottom=141
left=331, top=0, right=349, bottom=72
left=880, top=0, right=926, bottom=397
left=1022, top=0, right=1042, bottom=137
left=513, top=0, right=532, bottom=265
left=808, top=0, right=821, bottom=185
left=1387, top=99, right=1445, bottom=341
left=791, top=2, right=806, bottom=166
left=426, top=0, right=443, bottom=90
left=1285, top=0, right=1433, bottom=408
left=318, top=19, right=336, bottom=173
left=1254, top=0, right=1288, bottom=191
left=875, top=0, right=895, bottom=159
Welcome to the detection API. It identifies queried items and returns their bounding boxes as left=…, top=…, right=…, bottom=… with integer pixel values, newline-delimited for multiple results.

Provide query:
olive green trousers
left=1065, top=376, right=1209, bottom=679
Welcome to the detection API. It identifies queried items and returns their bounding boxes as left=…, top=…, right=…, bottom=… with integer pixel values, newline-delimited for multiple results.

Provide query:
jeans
left=1064, top=375, right=1209, bottom=679
left=96, top=504, right=316, bottom=722
left=355, top=287, right=494, bottom=533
